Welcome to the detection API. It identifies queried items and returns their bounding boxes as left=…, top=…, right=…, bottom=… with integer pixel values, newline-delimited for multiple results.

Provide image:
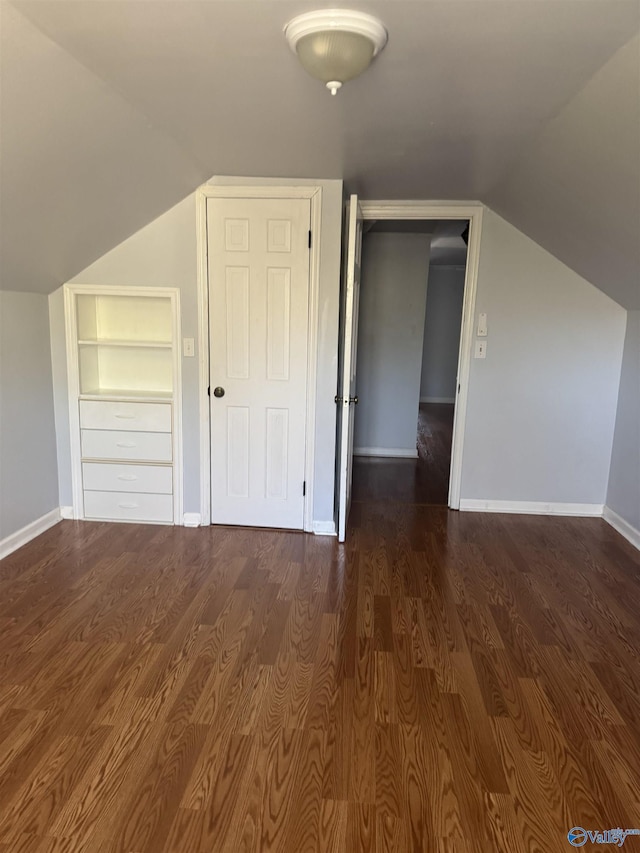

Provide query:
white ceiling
left=1, top=1, right=639, bottom=306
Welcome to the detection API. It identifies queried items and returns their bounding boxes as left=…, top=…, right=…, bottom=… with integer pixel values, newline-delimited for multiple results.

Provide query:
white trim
left=172, top=292, right=184, bottom=526
left=0, top=509, right=61, bottom=560
left=312, top=520, right=337, bottom=536
left=183, top=512, right=202, bottom=528
left=196, top=184, right=322, bottom=532
left=354, top=447, right=418, bottom=458
left=60, top=506, right=74, bottom=520
left=203, top=186, right=323, bottom=200
left=64, top=286, right=82, bottom=519
left=196, top=190, right=211, bottom=528
left=360, top=200, right=483, bottom=218
left=459, top=499, right=604, bottom=517
left=359, top=201, right=483, bottom=512
left=420, top=396, right=455, bottom=404
left=603, top=506, right=640, bottom=551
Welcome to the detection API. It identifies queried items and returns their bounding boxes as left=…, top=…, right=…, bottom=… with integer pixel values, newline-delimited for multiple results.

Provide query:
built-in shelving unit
left=65, top=285, right=182, bottom=525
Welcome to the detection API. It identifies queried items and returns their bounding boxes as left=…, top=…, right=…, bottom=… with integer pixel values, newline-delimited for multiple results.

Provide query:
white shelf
left=77, top=293, right=173, bottom=343
left=78, top=339, right=172, bottom=349
left=78, top=344, right=173, bottom=397
left=80, top=389, right=173, bottom=401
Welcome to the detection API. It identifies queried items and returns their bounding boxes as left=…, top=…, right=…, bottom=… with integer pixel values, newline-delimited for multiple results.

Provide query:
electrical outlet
left=477, top=312, right=487, bottom=336
left=183, top=337, right=195, bottom=357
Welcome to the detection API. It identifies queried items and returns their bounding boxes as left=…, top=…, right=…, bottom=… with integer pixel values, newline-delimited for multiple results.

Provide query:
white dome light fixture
left=284, top=9, right=388, bottom=96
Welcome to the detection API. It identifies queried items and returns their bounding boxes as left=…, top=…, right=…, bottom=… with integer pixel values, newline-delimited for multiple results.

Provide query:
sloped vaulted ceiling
left=1, top=1, right=639, bottom=308
left=0, top=3, right=209, bottom=295
left=488, top=34, right=640, bottom=310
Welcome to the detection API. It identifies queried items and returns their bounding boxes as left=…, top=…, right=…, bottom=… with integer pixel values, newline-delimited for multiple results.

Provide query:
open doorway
left=351, top=218, right=468, bottom=507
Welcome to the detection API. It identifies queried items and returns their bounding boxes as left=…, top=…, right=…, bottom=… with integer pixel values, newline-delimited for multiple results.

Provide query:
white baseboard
left=603, top=506, right=640, bottom=551
left=183, top=513, right=202, bottom=528
left=0, top=508, right=62, bottom=560
left=312, top=521, right=336, bottom=536
left=420, top=396, right=455, bottom=404
left=60, top=506, right=75, bottom=520
left=353, top=447, right=418, bottom=458
left=459, top=499, right=604, bottom=517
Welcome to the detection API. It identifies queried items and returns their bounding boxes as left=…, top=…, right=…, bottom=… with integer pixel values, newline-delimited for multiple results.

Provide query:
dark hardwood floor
left=352, top=403, right=454, bottom=506
left=1, top=500, right=640, bottom=851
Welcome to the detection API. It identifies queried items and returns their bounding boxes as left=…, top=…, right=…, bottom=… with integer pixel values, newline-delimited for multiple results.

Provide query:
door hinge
left=303, top=481, right=306, bottom=496
left=458, top=383, right=461, bottom=394
left=308, top=230, right=312, bottom=249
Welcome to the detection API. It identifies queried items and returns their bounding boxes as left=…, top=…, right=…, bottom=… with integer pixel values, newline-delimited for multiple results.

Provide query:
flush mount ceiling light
left=284, top=9, right=388, bottom=96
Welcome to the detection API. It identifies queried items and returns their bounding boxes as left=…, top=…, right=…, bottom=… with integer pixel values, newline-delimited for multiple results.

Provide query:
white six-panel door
left=207, top=197, right=311, bottom=529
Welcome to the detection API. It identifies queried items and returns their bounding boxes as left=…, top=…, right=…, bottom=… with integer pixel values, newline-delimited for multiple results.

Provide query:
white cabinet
left=82, top=462, right=173, bottom=494
left=80, top=429, right=173, bottom=462
left=79, top=400, right=172, bottom=432
left=83, top=491, right=174, bottom=523
left=65, top=286, right=182, bottom=525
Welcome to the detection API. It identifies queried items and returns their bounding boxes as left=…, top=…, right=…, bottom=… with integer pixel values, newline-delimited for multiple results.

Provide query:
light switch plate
left=183, top=337, right=195, bottom=358
left=474, top=340, right=487, bottom=359
left=477, top=312, right=487, bottom=336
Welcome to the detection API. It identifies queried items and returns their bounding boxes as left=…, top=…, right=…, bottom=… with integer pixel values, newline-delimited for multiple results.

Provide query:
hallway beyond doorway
left=352, top=402, right=454, bottom=506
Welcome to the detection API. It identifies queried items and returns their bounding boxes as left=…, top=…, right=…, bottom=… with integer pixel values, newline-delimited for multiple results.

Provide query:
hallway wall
left=420, top=265, right=465, bottom=403
left=354, top=232, right=431, bottom=456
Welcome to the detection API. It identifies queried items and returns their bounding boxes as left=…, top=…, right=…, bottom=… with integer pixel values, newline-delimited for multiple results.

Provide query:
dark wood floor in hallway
left=1, top=505, right=639, bottom=852
left=352, top=403, right=454, bottom=506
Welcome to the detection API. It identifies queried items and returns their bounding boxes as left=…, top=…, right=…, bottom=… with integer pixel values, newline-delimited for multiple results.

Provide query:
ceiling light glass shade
left=285, top=10, right=387, bottom=95
left=296, top=32, right=374, bottom=91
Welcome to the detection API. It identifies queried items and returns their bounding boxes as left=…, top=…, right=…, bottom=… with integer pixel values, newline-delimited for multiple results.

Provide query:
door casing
left=196, top=185, right=323, bottom=530
left=358, top=201, right=484, bottom=510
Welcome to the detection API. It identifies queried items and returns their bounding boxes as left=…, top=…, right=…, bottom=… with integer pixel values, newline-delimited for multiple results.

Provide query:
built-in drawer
left=79, top=400, right=171, bottom=433
left=81, top=429, right=172, bottom=462
left=82, top=462, right=172, bottom=494
left=83, top=490, right=173, bottom=523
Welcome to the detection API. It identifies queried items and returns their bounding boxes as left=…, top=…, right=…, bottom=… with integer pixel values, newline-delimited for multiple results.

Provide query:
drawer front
left=81, top=429, right=172, bottom=462
left=84, top=490, right=173, bottom=523
left=82, top=462, right=172, bottom=495
left=79, top=400, right=171, bottom=433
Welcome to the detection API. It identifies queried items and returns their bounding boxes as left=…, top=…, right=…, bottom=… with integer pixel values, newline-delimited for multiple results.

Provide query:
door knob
left=213, top=386, right=225, bottom=398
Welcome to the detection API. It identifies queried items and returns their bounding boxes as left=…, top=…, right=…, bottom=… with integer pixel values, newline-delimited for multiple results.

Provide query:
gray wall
left=420, top=266, right=465, bottom=402
left=461, top=208, right=626, bottom=505
left=51, top=178, right=343, bottom=527
left=51, top=193, right=200, bottom=512
left=606, top=310, right=640, bottom=530
left=0, top=291, right=59, bottom=538
left=354, top=233, right=431, bottom=454
left=49, top=196, right=629, bottom=525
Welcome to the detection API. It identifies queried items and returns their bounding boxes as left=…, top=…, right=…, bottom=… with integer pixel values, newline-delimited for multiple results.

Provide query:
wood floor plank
left=2, top=409, right=640, bottom=851
left=0, top=725, right=111, bottom=844
left=317, top=798, right=348, bottom=852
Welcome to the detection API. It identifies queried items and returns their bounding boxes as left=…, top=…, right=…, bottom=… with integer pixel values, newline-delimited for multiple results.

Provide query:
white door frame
left=196, top=185, right=323, bottom=530
left=358, top=200, right=484, bottom=510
